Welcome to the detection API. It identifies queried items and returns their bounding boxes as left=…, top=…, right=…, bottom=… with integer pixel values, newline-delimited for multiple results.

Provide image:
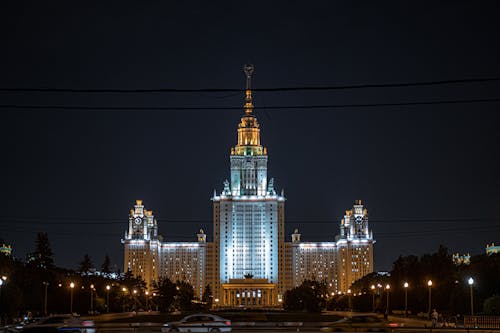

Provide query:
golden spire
left=231, top=64, right=266, bottom=156
left=243, top=64, right=254, bottom=115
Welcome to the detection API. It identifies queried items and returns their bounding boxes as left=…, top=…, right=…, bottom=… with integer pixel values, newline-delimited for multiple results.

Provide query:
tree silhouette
left=101, top=254, right=111, bottom=274
left=153, top=277, right=177, bottom=312
left=201, top=284, right=213, bottom=309
left=32, top=232, right=54, bottom=269
left=78, top=254, right=93, bottom=274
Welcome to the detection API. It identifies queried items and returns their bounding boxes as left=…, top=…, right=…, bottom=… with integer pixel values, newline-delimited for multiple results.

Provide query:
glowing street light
left=371, top=285, right=376, bottom=312
left=468, top=277, right=474, bottom=316
left=0, top=276, right=7, bottom=304
left=106, top=285, right=111, bottom=313
left=385, top=284, right=391, bottom=315
left=403, top=282, right=409, bottom=317
left=69, top=282, right=75, bottom=314
left=122, top=287, right=127, bottom=312
left=133, top=289, right=138, bottom=310
left=145, top=291, right=149, bottom=311
left=427, top=280, right=433, bottom=317
left=90, top=284, right=95, bottom=314
left=347, top=289, right=352, bottom=311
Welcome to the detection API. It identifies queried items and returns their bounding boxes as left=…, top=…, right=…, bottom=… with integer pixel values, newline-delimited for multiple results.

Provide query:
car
left=162, top=313, right=232, bottom=332
left=320, top=314, right=403, bottom=332
left=19, top=315, right=95, bottom=333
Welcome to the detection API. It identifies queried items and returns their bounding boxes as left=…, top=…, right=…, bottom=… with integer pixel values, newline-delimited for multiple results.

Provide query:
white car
left=162, top=314, right=232, bottom=332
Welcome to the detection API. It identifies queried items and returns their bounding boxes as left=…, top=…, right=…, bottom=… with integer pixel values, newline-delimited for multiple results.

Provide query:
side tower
left=212, top=65, right=286, bottom=307
left=336, top=200, right=375, bottom=292
left=122, top=199, right=160, bottom=290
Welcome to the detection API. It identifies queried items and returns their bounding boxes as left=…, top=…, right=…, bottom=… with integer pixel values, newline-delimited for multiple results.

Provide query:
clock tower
left=122, top=199, right=160, bottom=289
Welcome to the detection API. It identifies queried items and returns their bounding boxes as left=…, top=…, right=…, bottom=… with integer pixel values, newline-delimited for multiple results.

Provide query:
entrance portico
left=221, top=278, right=277, bottom=307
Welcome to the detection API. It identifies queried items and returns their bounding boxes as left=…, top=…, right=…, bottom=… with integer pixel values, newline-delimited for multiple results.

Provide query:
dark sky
left=1, top=1, right=499, bottom=272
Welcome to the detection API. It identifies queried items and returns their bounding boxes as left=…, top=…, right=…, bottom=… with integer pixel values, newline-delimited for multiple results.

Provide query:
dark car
left=321, top=315, right=403, bottom=332
left=18, top=315, right=95, bottom=333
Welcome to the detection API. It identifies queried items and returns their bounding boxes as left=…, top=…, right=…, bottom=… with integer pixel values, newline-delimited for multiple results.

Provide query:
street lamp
left=122, top=287, right=127, bottom=312
left=347, top=289, right=352, bottom=311
left=145, top=291, right=149, bottom=311
left=106, top=285, right=111, bottom=313
left=70, top=282, right=75, bottom=314
left=385, top=284, right=390, bottom=315
left=90, top=284, right=95, bottom=314
left=371, top=285, right=376, bottom=312
left=403, top=282, right=409, bottom=317
left=0, top=277, right=5, bottom=327
left=427, top=280, right=433, bottom=317
left=468, top=277, right=474, bottom=316
left=133, top=289, right=138, bottom=311
left=42, top=282, right=49, bottom=315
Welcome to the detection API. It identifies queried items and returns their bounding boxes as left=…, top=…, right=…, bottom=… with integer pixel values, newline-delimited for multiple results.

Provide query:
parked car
left=18, top=315, right=95, bottom=333
left=320, top=314, right=403, bottom=332
left=162, top=314, right=232, bottom=332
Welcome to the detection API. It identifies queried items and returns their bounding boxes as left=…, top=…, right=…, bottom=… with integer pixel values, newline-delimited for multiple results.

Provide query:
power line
left=1, top=97, right=499, bottom=112
left=1, top=77, right=499, bottom=93
left=0, top=216, right=497, bottom=225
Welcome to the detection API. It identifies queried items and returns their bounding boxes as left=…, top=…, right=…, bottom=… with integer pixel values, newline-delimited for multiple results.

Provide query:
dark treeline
left=0, top=233, right=209, bottom=324
left=284, top=245, right=500, bottom=315
left=0, top=233, right=147, bottom=321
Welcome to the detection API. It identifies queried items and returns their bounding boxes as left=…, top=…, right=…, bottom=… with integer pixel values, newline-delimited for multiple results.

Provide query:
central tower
left=212, top=65, right=286, bottom=307
left=230, top=64, right=268, bottom=196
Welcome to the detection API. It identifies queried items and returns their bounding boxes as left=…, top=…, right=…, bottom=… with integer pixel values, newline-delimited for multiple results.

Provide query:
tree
left=101, top=254, right=111, bottom=274
left=154, top=277, right=177, bottom=312
left=201, top=284, right=213, bottom=309
left=176, top=280, right=194, bottom=311
left=483, top=295, right=500, bottom=315
left=78, top=254, right=93, bottom=274
left=283, top=279, right=327, bottom=312
left=32, top=232, right=54, bottom=269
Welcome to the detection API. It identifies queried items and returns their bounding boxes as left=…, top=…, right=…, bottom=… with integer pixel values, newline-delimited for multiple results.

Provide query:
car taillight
left=81, top=321, right=94, bottom=327
left=225, top=321, right=231, bottom=326
left=388, top=323, right=399, bottom=327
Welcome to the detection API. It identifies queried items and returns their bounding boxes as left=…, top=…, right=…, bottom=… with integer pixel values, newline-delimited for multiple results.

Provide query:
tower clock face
left=134, top=217, right=142, bottom=225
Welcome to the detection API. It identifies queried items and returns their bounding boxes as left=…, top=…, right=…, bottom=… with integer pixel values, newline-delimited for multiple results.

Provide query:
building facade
left=122, top=66, right=375, bottom=306
left=122, top=200, right=207, bottom=299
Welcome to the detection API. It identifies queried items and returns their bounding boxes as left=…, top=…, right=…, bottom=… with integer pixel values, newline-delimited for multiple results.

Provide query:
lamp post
left=122, top=287, right=127, bottom=312
left=347, top=289, right=352, bottom=311
left=385, top=284, right=390, bottom=315
left=427, top=280, right=433, bottom=317
left=133, top=289, right=137, bottom=311
left=90, top=284, right=94, bottom=314
left=42, top=281, right=49, bottom=315
left=403, top=282, right=409, bottom=317
left=0, top=276, right=5, bottom=327
left=468, top=277, right=474, bottom=316
left=371, top=285, right=376, bottom=312
left=145, top=291, right=149, bottom=311
left=106, top=285, right=111, bottom=313
left=70, top=282, right=75, bottom=314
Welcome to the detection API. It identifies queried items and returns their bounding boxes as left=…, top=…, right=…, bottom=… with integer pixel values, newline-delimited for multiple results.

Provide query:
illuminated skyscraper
left=212, top=65, right=286, bottom=306
left=122, top=66, right=376, bottom=306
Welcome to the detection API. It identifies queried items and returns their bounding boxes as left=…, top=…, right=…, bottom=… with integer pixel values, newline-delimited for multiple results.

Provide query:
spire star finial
left=243, top=64, right=254, bottom=115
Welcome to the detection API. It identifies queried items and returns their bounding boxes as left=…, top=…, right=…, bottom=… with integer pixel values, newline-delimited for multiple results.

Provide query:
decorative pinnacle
left=244, top=64, right=254, bottom=89
left=243, top=64, right=254, bottom=115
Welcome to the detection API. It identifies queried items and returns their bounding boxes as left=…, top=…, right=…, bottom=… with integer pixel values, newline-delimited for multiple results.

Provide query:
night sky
left=1, top=2, right=499, bottom=272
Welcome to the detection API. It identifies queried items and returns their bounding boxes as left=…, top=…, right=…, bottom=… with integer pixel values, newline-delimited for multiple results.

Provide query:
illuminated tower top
left=125, top=199, right=158, bottom=241
left=231, top=64, right=267, bottom=157
left=227, top=65, right=272, bottom=196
